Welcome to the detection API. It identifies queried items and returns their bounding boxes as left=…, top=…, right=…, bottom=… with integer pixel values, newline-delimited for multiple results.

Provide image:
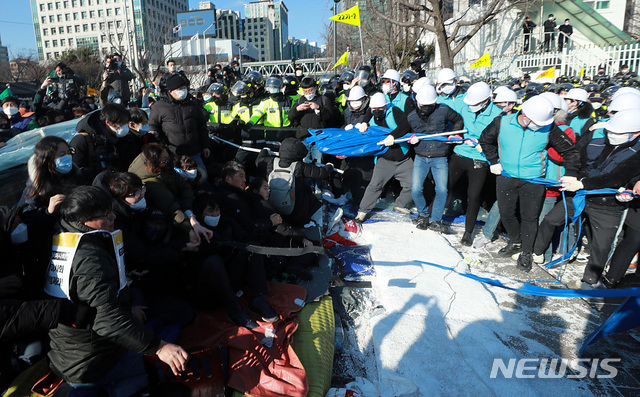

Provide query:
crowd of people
left=1, top=53, right=640, bottom=394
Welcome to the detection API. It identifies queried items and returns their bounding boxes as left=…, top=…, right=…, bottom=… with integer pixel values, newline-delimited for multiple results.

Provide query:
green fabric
left=0, top=87, right=14, bottom=100
left=546, top=0, right=631, bottom=43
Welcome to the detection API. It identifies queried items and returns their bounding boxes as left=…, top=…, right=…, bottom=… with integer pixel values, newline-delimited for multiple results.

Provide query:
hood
left=59, top=218, right=95, bottom=234
left=0, top=206, right=21, bottom=234
left=128, top=152, right=157, bottom=180
left=279, top=138, right=308, bottom=162
left=76, top=111, right=118, bottom=145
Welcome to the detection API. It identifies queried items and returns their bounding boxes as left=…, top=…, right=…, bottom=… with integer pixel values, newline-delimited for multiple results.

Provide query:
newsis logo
left=490, top=358, right=620, bottom=379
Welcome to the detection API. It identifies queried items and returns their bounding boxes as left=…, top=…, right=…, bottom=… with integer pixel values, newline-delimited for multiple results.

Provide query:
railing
left=242, top=57, right=334, bottom=77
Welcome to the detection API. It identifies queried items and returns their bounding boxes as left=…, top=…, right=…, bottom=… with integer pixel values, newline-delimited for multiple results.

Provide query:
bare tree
left=372, top=0, right=530, bottom=68
left=9, top=51, right=50, bottom=83
left=59, top=47, right=103, bottom=89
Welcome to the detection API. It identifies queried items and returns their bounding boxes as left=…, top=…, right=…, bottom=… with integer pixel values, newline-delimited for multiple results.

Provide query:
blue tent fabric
left=330, top=245, right=375, bottom=276
left=579, top=296, right=640, bottom=356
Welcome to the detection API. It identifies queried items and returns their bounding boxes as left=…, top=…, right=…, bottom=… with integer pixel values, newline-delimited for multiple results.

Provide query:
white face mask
left=381, top=84, right=392, bottom=95
left=11, top=223, right=28, bottom=245
left=129, top=197, right=147, bottom=211
left=350, top=100, right=363, bottom=109
left=564, top=22, right=569, bottom=25
left=469, top=103, right=483, bottom=113
left=343, top=83, right=351, bottom=91
left=402, top=84, right=411, bottom=93
left=608, top=131, right=631, bottom=145
left=304, top=92, right=316, bottom=101
left=527, top=120, right=544, bottom=131
left=440, top=84, right=456, bottom=95
left=3, top=106, right=18, bottom=116
left=172, top=89, right=188, bottom=100
left=591, top=102, right=603, bottom=110
left=295, top=70, right=303, bottom=77
left=549, top=17, right=554, bottom=21
left=203, top=94, right=212, bottom=102
left=204, top=215, right=220, bottom=227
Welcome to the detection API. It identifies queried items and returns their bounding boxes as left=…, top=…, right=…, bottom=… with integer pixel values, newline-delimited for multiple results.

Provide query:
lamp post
left=333, top=0, right=341, bottom=65
left=235, top=43, right=247, bottom=75
left=203, top=22, right=215, bottom=73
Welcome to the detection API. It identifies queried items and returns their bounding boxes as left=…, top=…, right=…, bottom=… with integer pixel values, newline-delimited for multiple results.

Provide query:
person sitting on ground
left=2, top=96, right=38, bottom=135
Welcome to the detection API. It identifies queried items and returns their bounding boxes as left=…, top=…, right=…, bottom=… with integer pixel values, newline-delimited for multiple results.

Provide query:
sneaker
left=511, top=252, right=521, bottom=261
left=460, top=232, right=472, bottom=246
left=499, top=242, right=521, bottom=257
left=393, top=206, right=411, bottom=214
left=249, top=296, right=279, bottom=322
left=355, top=211, right=368, bottom=223
left=576, top=250, right=590, bottom=263
left=532, top=253, right=545, bottom=264
left=412, top=215, right=428, bottom=225
left=517, top=252, right=533, bottom=272
left=228, top=309, right=259, bottom=330
left=416, top=217, right=431, bottom=230
left=429, top=221, right=454, bottom=234
left=472, top=235, right=491, bottom=249
left=569, top=279, right=604, bottom=290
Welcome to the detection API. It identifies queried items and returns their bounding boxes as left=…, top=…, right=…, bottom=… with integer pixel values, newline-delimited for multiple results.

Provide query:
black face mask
left=372, top=109, right=385, bottom=120
left=418, top=105, right=436, bottom=118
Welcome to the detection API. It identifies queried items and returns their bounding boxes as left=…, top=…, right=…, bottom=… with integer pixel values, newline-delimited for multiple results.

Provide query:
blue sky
left=0, top=0, right=330, bottom=58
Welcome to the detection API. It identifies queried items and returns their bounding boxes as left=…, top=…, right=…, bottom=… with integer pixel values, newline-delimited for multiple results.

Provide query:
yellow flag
left=332, top=51, right=349, bottom=69
left=330, top=5, right=361, bottom=27
left=578, top=67, right=585, bottom=77
left=469, top=53, right=491, bottom=68
left=537, top=67, right=554, bottom=79
left=87, top=87, right=100, bottom=96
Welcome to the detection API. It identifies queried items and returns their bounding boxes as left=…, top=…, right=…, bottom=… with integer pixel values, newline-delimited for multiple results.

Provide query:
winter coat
left=215, top=182, right=273, bottom=243
left=287, top=94, right=336, bottom=139
left=149, top=96, right=210, bottom=157
left=48, top=219, right=161, bottom=384
left=104, top=67, right=134, bottom=103
left=407, top=104, right=463, bottom=158
left=342, top=98, right=372, bottom=126
left=70, top=111, right=141, bottom=178
left=128, top=152, right=195, bottom=235
left=256, top=138, right=331, bottom=226
left=567, top=102, right=596, bottom=139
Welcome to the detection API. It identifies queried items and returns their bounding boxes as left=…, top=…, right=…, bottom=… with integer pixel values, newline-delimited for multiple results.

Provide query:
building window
left=73, top=12, right=78, bottom=20
left=81, top=11, right=87, bottom=19
left=52, top=40, right=58, bottom=47
left=40, top=4, right=45, bottom=11
left=49, top=15, right=55, bottom=22
left=83, top=24, right=88, bottom=31
left=101, top=35, right=106, bottom=42
left=43, top=28, right=48, bottom=35
left=91, top=23, right=96, bottom=30
left=48, top=2, right=53, bottom=10
left=107, top=8, right=112, bottom=16
left=46, top=52, right=51, bottom=59
left=99, top=22, right=105, bottom=29
left=98, top=9, right=104, bottom=17
left=51, top=27, right=56, bottom=34
left=41, top=16, right=46, bottom=23
left=56, top=1, right=61, bottom=8
left=69, top=38, right=73, bottom=46
left=65, top=13, right=70, bottom=21
left=116, top=20, right=122, bottom=28
left=72, top=0, right=77, bottom=5
left=57, top=14, right=63, bottom=22
left=45, top=41, right=50, bottom=48
left=61, top=39, right=66, bottom=46
left=90, top=10, right=95, bottom=18
left=596, top=1, right=610, bottom=8
left=67, top=26, right=72, bottom=33
left=115, top=7, right=121, bottom=15
left=63, top=0, right=69, bottom=7
left=108, top=21, right=114, bottom=29
left=75, top=25, right=80, bottom=32
left=54, top=52, right=59, bottom=58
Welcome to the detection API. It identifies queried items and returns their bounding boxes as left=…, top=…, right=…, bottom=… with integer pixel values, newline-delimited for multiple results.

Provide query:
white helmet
left=493, top=86, right=510, bottom=97
left=347, top=86, right=366, bottom=101
left=382, top=69, right=401, bottom=83
left=540, top=92, right=563, bottom=110
left=412, top=77, right=431, bottom=94
left=564, top=88, right=588, bottom=102
left=369, top=92, right=388, bottom=109
left=609, top=92, right=640, bottom=112
left=494, top=89, right=517, bottom=103
left=611, top=87, right=640, bottom=101
left=522, top=96, right=555, bottom=126
left=416, top=85, right=438, bottom=106
left=604, top=109, right=640, bottom=133
left=463, top=82, right=492, bottom=105
left=437, top=68, right=457, bottom=84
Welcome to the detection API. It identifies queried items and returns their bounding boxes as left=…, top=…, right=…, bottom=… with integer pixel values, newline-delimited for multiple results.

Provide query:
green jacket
left=128, top=152, right=194, bottom=235
left=48, top=219, right=160, bottom=383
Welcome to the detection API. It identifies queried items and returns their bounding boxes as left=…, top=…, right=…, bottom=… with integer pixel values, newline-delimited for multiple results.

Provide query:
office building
left=244, top=0, right=288, bottom=60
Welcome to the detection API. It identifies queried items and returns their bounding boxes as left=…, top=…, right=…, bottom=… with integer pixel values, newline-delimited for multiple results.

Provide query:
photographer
left=102, top=53, right=135, bottom=105
left=37, top=63, right=85, bottom=118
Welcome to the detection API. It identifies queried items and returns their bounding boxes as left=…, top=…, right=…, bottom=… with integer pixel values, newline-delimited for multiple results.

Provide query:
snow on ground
left=333, top=208, right=640, bottom=396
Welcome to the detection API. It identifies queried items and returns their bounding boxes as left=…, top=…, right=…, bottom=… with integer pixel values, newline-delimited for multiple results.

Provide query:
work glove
left=489, top=163, right=503, bottom=175
left=560, top=176, right=583, bottom=192
left=409, top=134, right=419, bottom=145
left=357, top=123, right=368, bottom=133
left=616, top=187, right=634, bottom=202
left=382, top=135, right=395, bottom=147
left=344, top=124, right=354, bottom=131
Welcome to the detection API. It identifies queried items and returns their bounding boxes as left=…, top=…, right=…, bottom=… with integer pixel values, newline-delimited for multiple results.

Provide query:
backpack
left=268, top=158, right=297, bottom=215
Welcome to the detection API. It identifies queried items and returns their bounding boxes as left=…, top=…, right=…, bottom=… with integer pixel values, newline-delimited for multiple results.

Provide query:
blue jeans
left=483, top=201, right=500, bottom=240
left=411, top=156, right=448, bottom=222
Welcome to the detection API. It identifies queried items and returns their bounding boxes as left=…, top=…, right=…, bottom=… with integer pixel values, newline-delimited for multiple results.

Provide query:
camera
left=105, top=56, right=121, bottom=73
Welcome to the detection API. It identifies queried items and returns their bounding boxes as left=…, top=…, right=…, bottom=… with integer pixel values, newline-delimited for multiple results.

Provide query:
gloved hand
left=616, top=187, right=634, bottom=202
left=409, top=134, right=419, bottom=145
left=447, top=134, right=462, bottom=141
left=560, top=176, right=583, bottom=192
left=242, top=122, right=253, bottom=132
left=590, top=122, right=607, bottom=131
left=345, top=124, right=354, bottom=131
left=489, top=163, right=503, bottom=175
left=357, top=123, right=368, bottom=133
left=476, top=144, right=483, bottom=153
left=382, top=135, right=395, bottom=146
left=324, top=163, right=334, bottom=173
left=465, top=138, right=478, bottom=147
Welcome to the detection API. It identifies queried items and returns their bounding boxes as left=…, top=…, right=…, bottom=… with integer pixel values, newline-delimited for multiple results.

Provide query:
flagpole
left=359, top=25, right=365, bottom=66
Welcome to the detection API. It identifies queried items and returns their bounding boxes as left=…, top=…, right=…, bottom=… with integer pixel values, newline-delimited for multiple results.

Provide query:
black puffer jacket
left=48, top=219, right=161, bottom=384
left=149, top=96, right=211, bottom=157
left=287, top=95, right=336, bottom=139
left=256, top=138, right=331, bottom=226
left=407, top=104, right=463, bottom=158
left=71, top=111, right=141, bottom=178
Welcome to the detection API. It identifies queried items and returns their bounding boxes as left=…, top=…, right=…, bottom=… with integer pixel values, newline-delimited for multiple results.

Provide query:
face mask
left=469, top=103, right=483, bottom=113
left=184, top=169, right=197, bottom=180
left=441, top=84, right=456, bottom=95
left=173, top=89, right=188, bottom=100
left=350, top=100, right=363, bottom=110
left=129, top=197, right=147, bottom=211
left=549, top=17, right=554, bottom=21
left=343, top=84, right=351, bottom=91
left=295, top=70, right=303, bottom=77
left=204, top=215, right=220, bottom=227
left=203, top=94, right=212, bottom=102
left=304, top=93, right=316, bottom=101
left=55, top=154, right=73, bottom=174
left=591, top=102, right=602, bottom=110
left=402, top=84, right=411, bottom=93
left=622, top=69, right=629, bottom=74
left=564, top=22, right=569, bottom=25
left=527, top=120, right=544, bottom=131
left=213, top=96, right=224, bottom=104
left=112, top=98, right=122, bottom=105
left=608, top=131, right=631, bottom=145
left=11, top=223, right=28, bottom=245
left=372, top=109, right=385, bottom=119
left=381, top=84, right=392, bottom=95
left=113, top=124, right=129, bottom=137
left=418, top=104, right=435, bottom=118
left=137, top=124, right=149, bottom=134
left=3, top=106, right=18, bottom=116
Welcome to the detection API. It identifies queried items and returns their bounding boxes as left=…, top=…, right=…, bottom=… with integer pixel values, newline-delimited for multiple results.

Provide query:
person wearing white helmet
left=564, top=88, right=596, bottom=138
left=535, top=109, right=640, bottom=288
left=448, top=81, right=503, bottom=246
left=435, top=68, right=465, bottom=113
left=341, top=86, right=374, bottom=204
left=355, top=93, right=413, bottom=222
left=479, top=95, right=579, bottom=272
left=493, top=88, right=518, bottom=114
left=406, top=85, right=463, bottom=232
left=380, top=69, right=414, bottom=114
